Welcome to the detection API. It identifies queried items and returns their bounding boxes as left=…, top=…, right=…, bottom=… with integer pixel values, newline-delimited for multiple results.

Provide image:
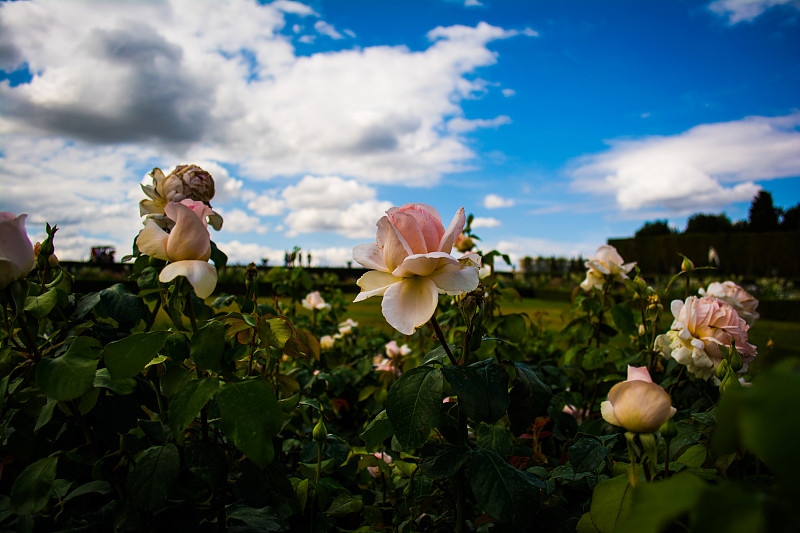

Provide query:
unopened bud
left=659, top=419, right=678, bottom=440
left=715, top=359, right=730, bottom=380
left=681, top=256, right=694, bottom=272
left=728, top=349, right=743, bottom=372
left=312, top=418, right=327, bottom=442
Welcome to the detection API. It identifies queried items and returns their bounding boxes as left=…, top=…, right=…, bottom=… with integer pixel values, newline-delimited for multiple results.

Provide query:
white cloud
left=247, top=193, right=287, bottom=216
left=471, top=216, right=501, bottom=228
left=501, top=88, right=516, bottom=97
left=314, top=20, right=344, bottom=39
left=447, top=115, right=511, bottom=133
left=284, top=199, right=393, bottom=238
left=483, top=193, right=516, bottom=208
left=217, top=208, right=265, bottom=234
left=281, top=176, right=376, bottom=209
left=708, top=0, right=800, bottom=24
left=570, top=113, right=800, bottom=213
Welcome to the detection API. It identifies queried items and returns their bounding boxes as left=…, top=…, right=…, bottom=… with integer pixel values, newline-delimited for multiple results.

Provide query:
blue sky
left=1, top=0, right=799, bottom=266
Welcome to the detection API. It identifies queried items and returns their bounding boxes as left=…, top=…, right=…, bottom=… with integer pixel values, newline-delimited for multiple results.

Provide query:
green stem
left=429, top=315, right=458, bottom=366
left=17, top=312, right=41, bottom=361
left=144, top=298, right=161, bottom=332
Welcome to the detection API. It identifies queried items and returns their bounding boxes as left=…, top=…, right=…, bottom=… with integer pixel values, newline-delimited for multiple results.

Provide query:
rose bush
left=601, top=366, right=676, bottom=433
left=352, top=203, right=480, bottom=334
left=0, top=212, right=35, bottom=289
left=655, top=295, right=757, bottom=380
left=580, top=244, right=635, bottom=291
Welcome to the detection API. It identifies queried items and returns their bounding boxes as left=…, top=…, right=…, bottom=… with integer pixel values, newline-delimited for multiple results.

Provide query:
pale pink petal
left=377, top=216, right=411, bottom=271
left=382, top=277, right=439, bottom=335
left=430, top=261, right=479, bottom=295
left=600, top=401, right=620, bottom=426
left=626, top=366, right=653, bottom=383
left=392, top=252, right=455, bottom=278
left=164, top=202, right=211, bottom=261
left=353, top=243, right=388, bottom=272
left=136, top=219, right=170, bottom=260
left=398, top=206, right=443, bottom=252
left=390, top=211, right=428, bottom=255
left=160, top=260, right=217, bottom=298
left=438, top=208, right=466, bottom=253
left=354, top=270, right=402, bottom=302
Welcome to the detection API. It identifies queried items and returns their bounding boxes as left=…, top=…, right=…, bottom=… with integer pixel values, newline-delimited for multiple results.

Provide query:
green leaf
left=498, top=314, right=527, bottom=343
left=582, top=347, right=607, bottom=370
left=467, top=447, right=544, bottom=525
left=63, top=481, right=111, bottom=502
left=386, top=366, right=443, bottom=449
left=359, top=410, right=394, bottom=453
left=227, top=504, right=286, bottom=531
left=191, top=320, right=226, bottom=372
left=326, top=495, right=363, bottom=517
left=10, top=456, right=58, bottom=515
left=476, top=422, right=513, bottom=456
left=616, top=473, right=707, bottom=533
left=260, top=317, right=293, bottom=349
left=34, top=400, right=58, bottom=432
left=93, top=368, right=137, bottom=395
left=99, top=284, right=144, bottom=328
left=217, top=379, right=282, bottom=468
left=103, top=331, right=170, bottom=380
left=585, top=474, right=634, bottom=533
left=185, top=441, right=228, bottom=491
left=610, top=303, right=637, bottom=337
left=505, top=362, right=552, bottom=435
left=420, top=343, right=455, bottom=365
left=72, top=292, right=100, bottom=321
left=569, top=437, right=609, bottom=474
left=442, top=359, right=509, bottom=424
left=36, top=337, right=103, bottom=401
left=24, top=289, right=59, bottom=319
left=419, top=445, right=471, bottom=480
left=676, top=443, right=706, bottom=468
left=126, top=444, right=180, bottom=511
left=168, top=377, right=220, bottom=443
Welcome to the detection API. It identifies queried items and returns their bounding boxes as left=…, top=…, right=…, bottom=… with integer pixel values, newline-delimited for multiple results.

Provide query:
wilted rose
left=655, top=296, right=756, bottom=380
left=601, top=366, right=676, bottom=433
left=353, top=203, right=480, bottom=335
left=140, top=166, right=223, bottom=230
left=699, top=281, right=759, bottom=325
left=136, top=200, right=217, bottom=298
left=0, top=213, right=36, bottom=289
left=580, top=245, right=635, bottom=291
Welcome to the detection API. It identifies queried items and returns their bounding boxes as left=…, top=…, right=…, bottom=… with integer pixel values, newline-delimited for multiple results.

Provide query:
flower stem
left=429, top=315, right=458, bottom=366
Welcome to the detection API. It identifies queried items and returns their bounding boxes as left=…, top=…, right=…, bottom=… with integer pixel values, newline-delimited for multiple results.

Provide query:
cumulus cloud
left=247, top=193, right=287, bottom=216
left=570, top=113, right=800, bottom=213
left=281, top=176, right=376, bottom=209
left=708, top=0, right=800, bottom=24
left=483, top=193, right=516, bottom=208
left=501, top=88, right=516, bottom=97
left=471, top=216, right=501, bottom=228
left=285, top=199, right=394, bottom=238
left=217, top=208, right=265, bottom=234
left=447, top=115, right=511, bottom=133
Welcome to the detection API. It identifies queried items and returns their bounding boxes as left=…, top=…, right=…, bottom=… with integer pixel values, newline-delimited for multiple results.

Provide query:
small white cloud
left=247, top=193, right=286, bottom=216
left=284, top=199, right=393, bottom=239
left=483, top=193, right=515, bottom=209
left=570, top=112, right=800, bottom=213
left=314, top=20, right=344, bottom=39
left=216, top=208, right=263, bottom=233
left=447, top=115, right=511, bottom=133
left=464, top=0, right=483, bottom=6
left=281, top=176, right=376, bottom=209
left=501, top=88, right=516, bottom=97
left=708, top=0, right=800, bottom=24
left=271, top=0, right=318, bottom=16
left=471, top=216, right=501, bottom=228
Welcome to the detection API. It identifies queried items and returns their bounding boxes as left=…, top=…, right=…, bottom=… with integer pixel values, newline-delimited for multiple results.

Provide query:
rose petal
left=164, top=202, right=211, bottom=261
left=392, top=252, right=456, bottom=278
left=438, top=207, right=466, bottom=254
left=381, top=276, right=438, bottom=335
left=136, top=219, right=170, bottom=260
left=430, top=261, right=479, bottom=295
left=377, top=216, right=411, bottom=271
left=354, top=270, right=402, bottom=302
left=159, top=260, right=217, bottom=298
left=626, top=366, right=653, bottom=383
left=600, top=401, right=620, bottom=427
left=353, top=242, right=388, bottom=272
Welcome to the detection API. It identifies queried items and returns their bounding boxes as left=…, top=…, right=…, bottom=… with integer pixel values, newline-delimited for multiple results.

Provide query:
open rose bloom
left=353, top=204, right=480, bottom=335
left=601, top=366, right=676, bottom=433
left=580, top=244, right=635, bottom=291
left=302, top=291, right=331, bottom=311
left=136, top=200, right=218, bottom=299
left=699, top=281, right=759, bottom=326
left=655, top=296, right=756, bottom=380
left=0, top=212, right=36, bottom=289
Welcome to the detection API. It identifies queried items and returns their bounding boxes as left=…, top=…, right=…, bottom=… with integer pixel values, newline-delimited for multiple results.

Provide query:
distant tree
left=684, top=213, right=733, bottom=234
left=748, top=190, right=781, bottom=231
left=634, top=220, right=674, bottom=238
left=781, top=202, right=800, bottom=231
left=732, top=219, right=749, bottom=232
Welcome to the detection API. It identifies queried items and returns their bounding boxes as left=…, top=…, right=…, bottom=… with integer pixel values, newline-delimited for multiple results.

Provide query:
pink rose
left=699, top=281, right=759, bottom=325
left=136, top=200, right=217, bottom=298
left=385, top=340, right=411, bottom=361
left=367, top=452, right=393, bottom=478
left=0, top=213, right=36, bottom=289
left=655, top=296, right=757, bottom=380
left=580, top=245, right=635, bottom=291
left=353, top=204, right=480, bottom=335
left=601, top=366, right=676, bottom=433
left=302, top=291, right=331, bottom=311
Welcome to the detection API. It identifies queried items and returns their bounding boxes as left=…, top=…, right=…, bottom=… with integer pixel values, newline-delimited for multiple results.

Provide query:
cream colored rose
left=601, top=366, right=676, bottom=433
left=353, top=203, right=480, bottom=335
left=320, top=335, right=335, bottom=350
left=699, top=281, right=759, bottom=325
left=385, top=340, right=411, bottom=361
left=0, top=213, right=36, bottom=289
left=580, top=245, right=635, bottom=291
left=302, top=291, right=331, bottom=311
left=655, top=296, right=756, bottom=380
left=136, top=200, right=217, bottom=298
